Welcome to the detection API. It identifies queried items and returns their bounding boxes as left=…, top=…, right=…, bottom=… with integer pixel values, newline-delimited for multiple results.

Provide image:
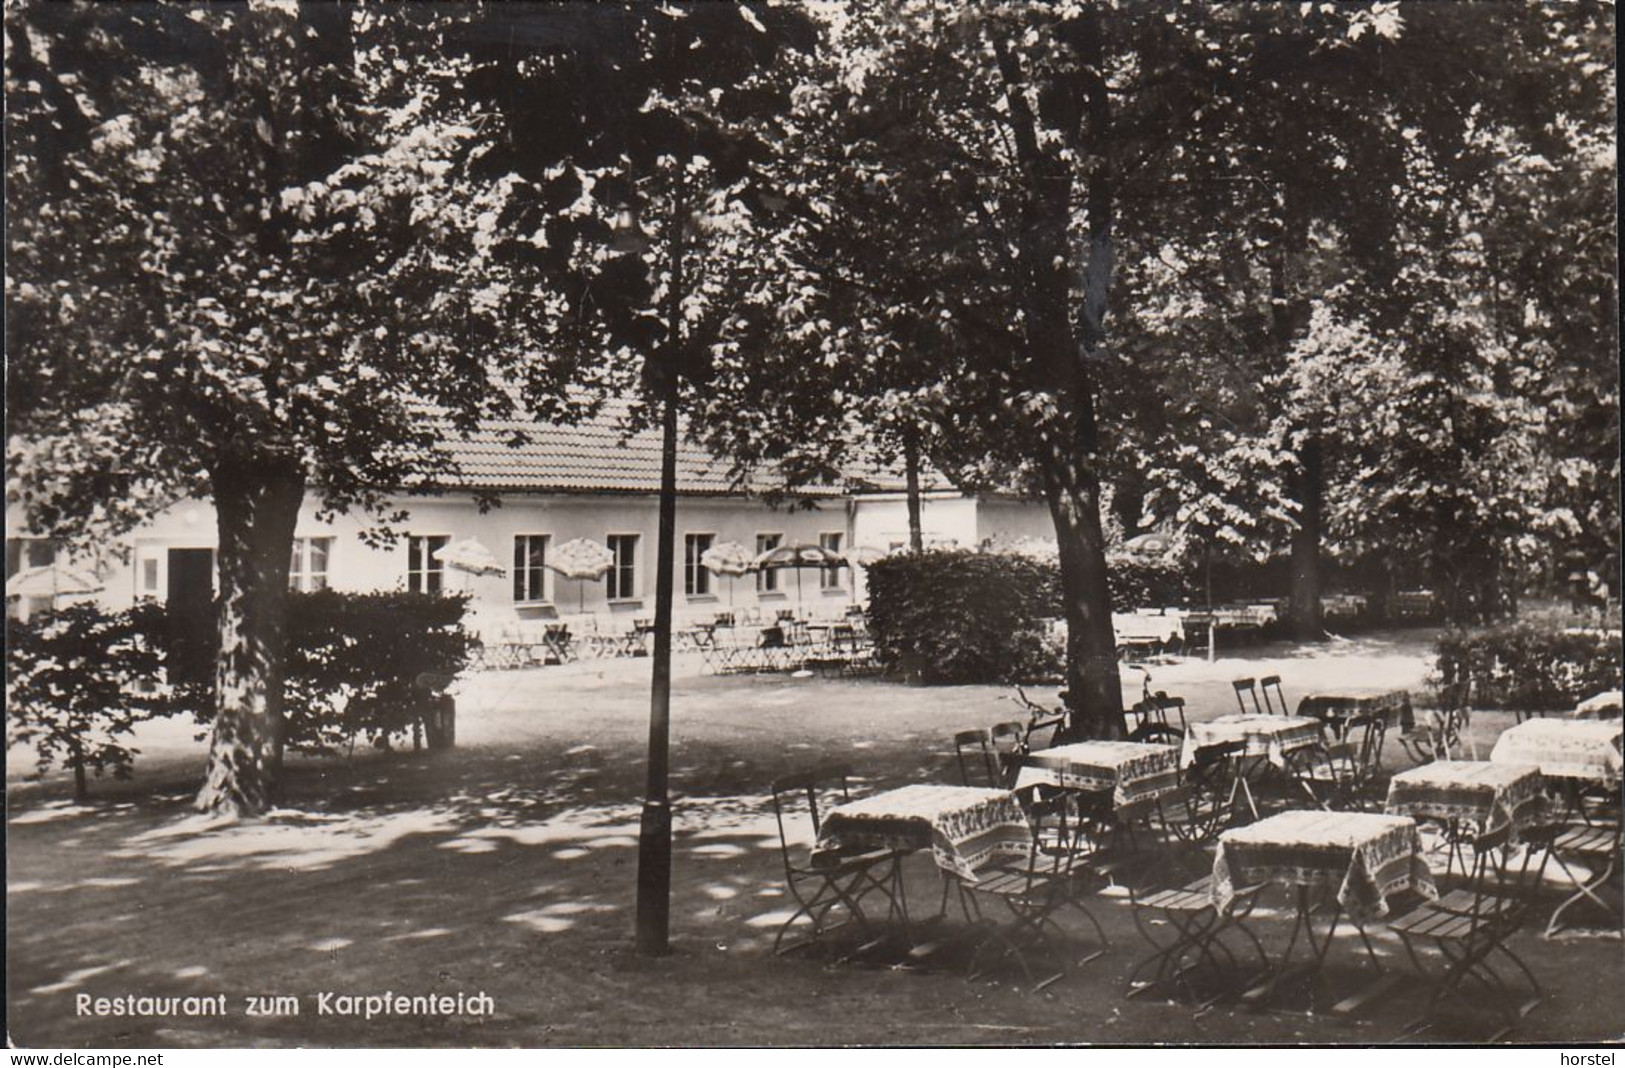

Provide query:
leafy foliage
left=865, top=551, right=1063, bottom=684
left=1432, top=622, right=1623, bottom=713
left=5, top=602, right=170, bottom=798
left=174, top=591, right=477, bottom=755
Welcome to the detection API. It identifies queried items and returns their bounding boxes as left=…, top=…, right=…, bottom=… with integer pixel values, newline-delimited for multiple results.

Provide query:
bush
left=866, top=551, right=1063, bottom=684
left=1432, top=621, right=1623, bottom=713
left=5, top=602, right=170, bottom=799
left=177, top=590, right=478, bottom=754
left=1106, top=554, right=1199, bottom=611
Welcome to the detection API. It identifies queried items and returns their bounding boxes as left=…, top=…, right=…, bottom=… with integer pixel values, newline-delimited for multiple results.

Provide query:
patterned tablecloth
left=1384, top=760, right=1546, bottom=841
left=1180, top=714, right=1326, bottom=768
left=1113, top=613, right=1184, bottom=644
left=1490, top=719, right=1623, bottom=787
left=812, top=784, right=1033, bottom=883
left=1296, top=690, right=1415, bottom=732
left=1211, top=810, right=1438, bottom=924
left=1013, top=741, right=1181, bottom=810
left=1572, top=690, right=1624, bottom=722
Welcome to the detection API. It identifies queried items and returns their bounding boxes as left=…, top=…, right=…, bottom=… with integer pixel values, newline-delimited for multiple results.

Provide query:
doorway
left=167, top=548, right=215, bottom=686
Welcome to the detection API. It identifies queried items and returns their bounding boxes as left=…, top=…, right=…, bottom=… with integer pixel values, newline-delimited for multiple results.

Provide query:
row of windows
left=404, top=532, right=846, bottom=601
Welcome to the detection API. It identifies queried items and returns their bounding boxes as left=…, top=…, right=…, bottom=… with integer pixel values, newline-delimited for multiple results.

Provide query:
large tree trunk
left=1043, top=456, right=1125, bottom=740
left=903, top=430, right=925, bottom=553
left=195, top=461, right=305, bottom=817
left=1286, top=433, right=1325, bottom=639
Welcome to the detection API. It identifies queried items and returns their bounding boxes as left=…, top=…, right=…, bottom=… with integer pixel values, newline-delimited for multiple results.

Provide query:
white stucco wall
left=44, top=491, right=857, bottom=627
left=975, top=496, right=1055, bottom=545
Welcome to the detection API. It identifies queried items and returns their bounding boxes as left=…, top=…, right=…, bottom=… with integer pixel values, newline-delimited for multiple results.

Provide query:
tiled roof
left=428, top=403, right=846, bottom=497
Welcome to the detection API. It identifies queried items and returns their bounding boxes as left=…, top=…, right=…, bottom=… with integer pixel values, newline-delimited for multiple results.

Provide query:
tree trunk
left=194, top=461, right=305, bottom=817
left=1286, top=433, right=1325, bottom=639
left=1042, top=455, right=1125, bottom=740
left=903, top=430, right=925, bottom=553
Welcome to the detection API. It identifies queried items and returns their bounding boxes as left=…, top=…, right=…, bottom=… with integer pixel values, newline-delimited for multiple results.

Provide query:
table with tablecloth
left=1384, top=760, right=1547, bottom=842
left=1490, top=718, right=1623, bottom=787
left=1013, top=741, right=1181, bottom=812
left=1180, top=714, right=1326, bottom=768
left=812, top=784, right=1033, bottom=883
left=1212, top=810, right=1438, bottom=924
left=1296, top=689, right=1415, bottom=734
left=1112, top=612, right=1185, bottom=647
left=1572, top=690, right=1624, bottom=722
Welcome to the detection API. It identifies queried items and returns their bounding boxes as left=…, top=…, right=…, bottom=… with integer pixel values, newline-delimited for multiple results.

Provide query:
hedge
left=1431, top=621, right=1623, bottom=713
left=175, top=589, right=478, bottom=754
left=865, top=551, right=1064, bottom=684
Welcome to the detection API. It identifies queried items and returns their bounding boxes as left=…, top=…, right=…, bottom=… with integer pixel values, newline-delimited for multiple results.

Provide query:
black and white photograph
left=4, top=0, right=1619, bottom=1051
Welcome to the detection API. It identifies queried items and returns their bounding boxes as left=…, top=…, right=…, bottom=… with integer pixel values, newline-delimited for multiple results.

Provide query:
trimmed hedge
left=1107, top=554, right=1199, bottom=612
left=5, top=601, right=170, bottom=798
left=176, top=590, right=478, bottom=754
left=865, top=551, right=1064, bottom=684
left=1432, top=622, right=1622, bottom=712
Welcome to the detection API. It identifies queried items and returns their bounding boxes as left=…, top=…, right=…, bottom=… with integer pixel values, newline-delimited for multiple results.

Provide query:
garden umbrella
left=1123, top=532, right=1175, bottom=557
left=699, top=540, right=753, bottom=606
left=546, top=537, right=616, bottom=614
left=433, top=537, right=505, bottom=594
left=753, top=543, right=844, bottom=616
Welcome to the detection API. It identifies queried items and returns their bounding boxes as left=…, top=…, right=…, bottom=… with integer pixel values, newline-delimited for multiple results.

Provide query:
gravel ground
left=7, top=629, right=1623, bottom=1047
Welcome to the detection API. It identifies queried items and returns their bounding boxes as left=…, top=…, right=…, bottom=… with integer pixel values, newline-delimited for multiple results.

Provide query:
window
left=606, top=534, right=639, bottom=600
left=407, top=535, right=449, bottom=594
left=289, top=537, right=332, bottom=592
left=5, top=537, right=55, bottom=579
left=513, top=534, right=550, bottom=603
left=819, top=532, right=844, bottom=590
left=756, top=533, right=782, bottom=592
left=684, top=533, right=714, bottom=596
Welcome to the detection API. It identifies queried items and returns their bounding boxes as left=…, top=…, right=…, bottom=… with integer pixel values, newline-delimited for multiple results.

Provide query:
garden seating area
left=769, top=677, right=1623, bottom=1040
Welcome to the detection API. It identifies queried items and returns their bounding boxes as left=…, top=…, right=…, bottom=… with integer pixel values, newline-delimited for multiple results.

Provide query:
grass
left=7, top=629, right=1622, bottom=1047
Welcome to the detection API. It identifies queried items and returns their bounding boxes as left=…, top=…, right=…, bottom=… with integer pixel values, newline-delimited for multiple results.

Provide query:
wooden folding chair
left=953, top=729, right=999, bottom=788
left=1391, top=823, right=1555, bottom=1040
left=954, top=796, right=1107, bottom=992
left=768, top=765, right=905, bottom=957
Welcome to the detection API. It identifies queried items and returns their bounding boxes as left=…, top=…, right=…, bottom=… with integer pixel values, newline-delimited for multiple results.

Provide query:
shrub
left=1106, top=554, right=1199, bottom=611
left=866, top=550, right=1063, bottom=684
left=177, top=590, right=478, bottom=754
left=5, top=602, right=171, bottom=799
left=1431, top=621, right=1623, bottom=712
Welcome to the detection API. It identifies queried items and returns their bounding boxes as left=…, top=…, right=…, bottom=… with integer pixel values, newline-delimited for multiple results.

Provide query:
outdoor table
left=1211, top=810, right=1438, bottom=1014
left=1180, top=714, right=1325, bottom=769
left=1321, top=594, right=1368, bottom=620
left=1572, top=690, right=1624, bottom=722
left=1182, top=715, right=1326, bottom=821
left=1384, top=761, right=1547, bottom=872
left=1490, top=719, right=1623, bottom=788
left=1296, top=689, right=1415, bottom=738
left=1013, top=740, right=1181, bottom=815
left=812, top=783, right=1032, bottom=883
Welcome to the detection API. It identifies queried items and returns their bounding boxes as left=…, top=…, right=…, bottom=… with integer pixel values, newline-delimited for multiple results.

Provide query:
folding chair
left=1284, top=712, right=1388, bottom=811
left=1129, top=692, right=1188, bottom=738
left=1543, top=819, right=1623, bottom=938
left=1123, top=788, right=1269, bottom=1008
left=1390, top=823, right=1555, bottom=1040
left=990, top=721, right=1028, bottom=788
left=954, top=796, right=1107, bottom=992
left=1259, top=675, right=1287, bottom=716
left=954, top=729, right=999, bottom=788
left=1400, top=683, right=1476, bottom=764
left=1232, top=678, right=1265, bottom=717
left=768, top=765, right=905, bottom=957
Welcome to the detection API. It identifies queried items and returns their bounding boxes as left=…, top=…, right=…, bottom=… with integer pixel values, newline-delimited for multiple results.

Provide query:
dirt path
left=8, top=631, right=1623, bottom=1046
